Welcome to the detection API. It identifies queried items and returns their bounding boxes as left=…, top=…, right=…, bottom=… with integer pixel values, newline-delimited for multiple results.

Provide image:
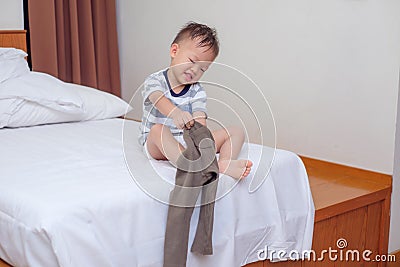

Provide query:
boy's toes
left=240, top=166, right=252, bottom=178
left=240, top=161, right=253, bottom=178
left=219, top=159, right=253, bottom=179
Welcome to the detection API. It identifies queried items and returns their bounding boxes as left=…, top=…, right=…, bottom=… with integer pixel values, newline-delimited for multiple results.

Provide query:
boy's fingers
left=184, top=120, right=194, bottom=130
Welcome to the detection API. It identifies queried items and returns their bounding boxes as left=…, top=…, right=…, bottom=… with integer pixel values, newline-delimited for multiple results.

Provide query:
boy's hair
left=172, top=21, right=219, bottom=57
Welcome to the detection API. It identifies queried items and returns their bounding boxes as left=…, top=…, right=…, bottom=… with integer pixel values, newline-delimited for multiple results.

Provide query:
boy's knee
left=227, top=126, right=245, bottom=139
left=227, top=126, right=245, bottom=141
left=149, top=124, right=167, bottom=138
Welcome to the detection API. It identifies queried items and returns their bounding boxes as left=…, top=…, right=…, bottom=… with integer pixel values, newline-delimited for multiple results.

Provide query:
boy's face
left=169, top=37, right=216, bottom=87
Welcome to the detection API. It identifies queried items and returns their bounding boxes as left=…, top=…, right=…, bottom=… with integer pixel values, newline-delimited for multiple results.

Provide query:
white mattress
left=0, top=118, right=314, bottom=267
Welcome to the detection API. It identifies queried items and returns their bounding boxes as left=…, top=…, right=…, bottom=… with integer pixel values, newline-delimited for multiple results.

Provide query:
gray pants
left=163, top=122, right=219, bottom=267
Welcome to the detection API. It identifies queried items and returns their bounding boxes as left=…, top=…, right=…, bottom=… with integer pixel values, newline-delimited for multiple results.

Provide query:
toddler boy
left=139, top=22, right=252, bottom=179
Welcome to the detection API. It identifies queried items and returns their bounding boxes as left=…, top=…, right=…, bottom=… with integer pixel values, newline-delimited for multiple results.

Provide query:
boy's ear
left=170, top=43, right=179, bottom=58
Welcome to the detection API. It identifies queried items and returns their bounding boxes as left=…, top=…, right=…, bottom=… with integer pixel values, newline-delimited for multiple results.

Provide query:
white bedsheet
left=0, top=119, right=314, bottom=267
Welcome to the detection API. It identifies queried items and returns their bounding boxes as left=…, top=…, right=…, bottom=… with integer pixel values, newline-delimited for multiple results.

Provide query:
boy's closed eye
left=188, top=58, right=207, bottom=72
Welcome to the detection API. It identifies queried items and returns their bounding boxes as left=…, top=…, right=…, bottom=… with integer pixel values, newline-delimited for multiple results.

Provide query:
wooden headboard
left=0, top=30, right=27, bottom=52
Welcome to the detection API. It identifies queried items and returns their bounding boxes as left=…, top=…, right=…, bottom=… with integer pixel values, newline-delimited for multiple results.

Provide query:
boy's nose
left=191, top=64, right=201, bottom=75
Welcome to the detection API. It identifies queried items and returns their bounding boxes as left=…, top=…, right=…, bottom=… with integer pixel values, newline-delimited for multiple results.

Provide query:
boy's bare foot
left=218, top=159, right=253, bottom=179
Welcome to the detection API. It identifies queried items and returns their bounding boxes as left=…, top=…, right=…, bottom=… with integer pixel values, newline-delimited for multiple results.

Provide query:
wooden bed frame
left=0, top=31, right=394, bottom=267
left=247, top=156, right=392, bottom=267
left=0, top=30, right=27, bottom=52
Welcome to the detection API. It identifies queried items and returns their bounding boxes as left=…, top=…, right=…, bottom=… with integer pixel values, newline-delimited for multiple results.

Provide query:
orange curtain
left=27, top=0, right=121, bottom=97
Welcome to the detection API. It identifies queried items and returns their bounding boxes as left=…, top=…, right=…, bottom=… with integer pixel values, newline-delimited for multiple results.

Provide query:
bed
left=0, top=31, right=314, bottom=267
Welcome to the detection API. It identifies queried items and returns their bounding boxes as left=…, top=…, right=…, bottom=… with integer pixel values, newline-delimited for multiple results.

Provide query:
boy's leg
left=212, top=126, right=253, bottom=179
left=146, top=124, right=184, bottom=164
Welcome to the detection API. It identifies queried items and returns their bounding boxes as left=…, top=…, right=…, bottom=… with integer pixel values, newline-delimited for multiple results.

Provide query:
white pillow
left=0, top=57, right=30, bottom=83
left=0, top=98, right=24, bottom=128
left=0, top=72, right=84, bottom=113
left=0, top=48, right=30, bottom=83
left=1, top=72, right=132, bottom=128
left=66, top=82, right=132, bottom=121
left=0, top=48, right=27, bottom=60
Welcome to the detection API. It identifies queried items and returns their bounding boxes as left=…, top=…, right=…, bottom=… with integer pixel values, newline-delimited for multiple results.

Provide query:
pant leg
left=187, top=122, right=220, bottom=255
left=163, top=186, right=200, bottom=267
left=163, top=122, right=220, bottom=266
left=190, top=170, right=218, bottom=255
left=163, top=131, right=202, bottom=267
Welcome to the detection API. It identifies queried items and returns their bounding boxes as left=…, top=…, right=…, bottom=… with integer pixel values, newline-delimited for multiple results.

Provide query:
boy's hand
left=149, top=92, right=194, bottom=129
left=170, top=109, right=194, bottom=129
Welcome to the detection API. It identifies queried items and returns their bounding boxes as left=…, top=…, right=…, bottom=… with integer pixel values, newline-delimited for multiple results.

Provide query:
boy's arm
left=191, top=84, right=207, bottom=126
left=148, top=91, right=194, bottom=129
left=148, top=91, right=177, bottom=116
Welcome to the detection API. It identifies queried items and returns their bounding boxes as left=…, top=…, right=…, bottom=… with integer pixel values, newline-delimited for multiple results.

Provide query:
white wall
left=116, top=0, right=400, bottom=252
left=117, top=0, right=400, bottom=174
left=390, top=80, right=400, bottom=252
left=0, top=0, right=23, bottom=30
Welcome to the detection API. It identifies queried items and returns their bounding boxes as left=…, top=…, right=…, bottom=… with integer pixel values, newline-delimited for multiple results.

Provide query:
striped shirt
left=138, top=69, right=207, bottom=145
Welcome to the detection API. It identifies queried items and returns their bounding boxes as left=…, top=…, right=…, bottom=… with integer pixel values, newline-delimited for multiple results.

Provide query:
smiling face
left=168, top=37, right=216, bottom=92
